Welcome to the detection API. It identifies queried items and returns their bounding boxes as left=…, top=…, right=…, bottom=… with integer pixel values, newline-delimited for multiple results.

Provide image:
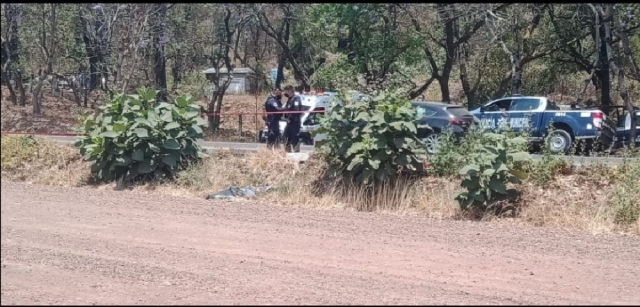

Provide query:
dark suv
left=411, top=101, right=478, bottom=154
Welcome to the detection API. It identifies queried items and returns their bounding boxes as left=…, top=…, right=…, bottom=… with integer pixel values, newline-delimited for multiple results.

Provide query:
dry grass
left=1, top=135, right=638, bottom=235
left=1, top=136, right=91, bottom=186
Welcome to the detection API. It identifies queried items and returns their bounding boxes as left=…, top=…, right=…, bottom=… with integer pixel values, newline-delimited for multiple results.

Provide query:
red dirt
left=2, top=181, right=640, bottom=305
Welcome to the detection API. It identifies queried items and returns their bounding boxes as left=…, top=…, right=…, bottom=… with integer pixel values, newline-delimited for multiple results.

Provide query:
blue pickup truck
left=470, top=95, right=617, bottom=154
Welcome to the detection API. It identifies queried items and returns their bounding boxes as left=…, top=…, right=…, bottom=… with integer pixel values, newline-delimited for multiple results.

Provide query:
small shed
left=202, top=67, right=258, bottom=95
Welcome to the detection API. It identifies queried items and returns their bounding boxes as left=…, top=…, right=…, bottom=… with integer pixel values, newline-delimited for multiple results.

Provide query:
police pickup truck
left=470, top=95, right=616, bottom=154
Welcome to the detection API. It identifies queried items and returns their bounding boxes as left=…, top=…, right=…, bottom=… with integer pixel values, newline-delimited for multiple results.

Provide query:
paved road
left=5, top=134, right=636, bottom=166
left=2, top=182, right=640, bottom=305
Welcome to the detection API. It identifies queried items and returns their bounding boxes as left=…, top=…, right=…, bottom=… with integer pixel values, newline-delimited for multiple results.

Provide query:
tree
left=603, top=4, right=638, bottom=143
left=77, top=4, right=120, bottom=94
left=151, top=3, right=170, bottom=102
left=255, top=3, right=313, bottom=91
left=1, top=3, right=26, bottom=106
left=547, top=4, right=638, bottom=111
left=25, top=3, right=60, bottom=114
left=111, top=4, right=153, bottom=92
left=406, top=3, right=511, bottom=102
left=206, top=4, right=250, bottom=132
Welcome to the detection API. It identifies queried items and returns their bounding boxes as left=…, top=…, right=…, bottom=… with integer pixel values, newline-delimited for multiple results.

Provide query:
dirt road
left=1, top=182, right=639, bottom=305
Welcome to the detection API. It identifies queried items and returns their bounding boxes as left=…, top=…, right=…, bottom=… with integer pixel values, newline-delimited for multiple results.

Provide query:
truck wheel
left=547, top=129, right=573, bottom=154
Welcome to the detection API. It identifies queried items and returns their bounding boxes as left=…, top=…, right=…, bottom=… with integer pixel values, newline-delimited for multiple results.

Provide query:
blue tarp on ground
left=206, top=186, right=272, bottom=200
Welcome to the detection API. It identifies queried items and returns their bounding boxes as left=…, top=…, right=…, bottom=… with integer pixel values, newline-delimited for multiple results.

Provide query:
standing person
left=282, top=85, right=303, bottom=153
left=264, top=88, right=285, bottom=149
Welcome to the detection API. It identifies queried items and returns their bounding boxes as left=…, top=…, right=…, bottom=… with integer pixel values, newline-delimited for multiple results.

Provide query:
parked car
left=469, top=95, right=617, bottom=154
left=411, top=101, right=478, bottom=154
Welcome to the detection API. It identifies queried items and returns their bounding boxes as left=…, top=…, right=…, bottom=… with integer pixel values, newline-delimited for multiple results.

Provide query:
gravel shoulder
left=2, top=181, right=639, bottom=305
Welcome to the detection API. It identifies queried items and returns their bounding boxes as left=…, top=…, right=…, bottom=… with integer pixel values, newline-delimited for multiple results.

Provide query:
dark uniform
left=264, top=95, right=284, bottom=148
left=283, top=94, right=303, bottom=153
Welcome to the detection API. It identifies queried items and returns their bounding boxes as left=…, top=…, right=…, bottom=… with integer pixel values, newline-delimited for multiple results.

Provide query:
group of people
left=263, top=85, right=303, bottom=152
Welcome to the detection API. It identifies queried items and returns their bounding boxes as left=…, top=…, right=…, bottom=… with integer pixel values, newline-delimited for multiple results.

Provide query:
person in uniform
left=264, top=88, right=285, bottom=149
left=282, top=85, right=303, bottom=153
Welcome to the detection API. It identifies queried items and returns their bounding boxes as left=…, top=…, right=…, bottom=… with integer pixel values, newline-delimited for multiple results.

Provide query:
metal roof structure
left=201, top=67, right=256, bottom=75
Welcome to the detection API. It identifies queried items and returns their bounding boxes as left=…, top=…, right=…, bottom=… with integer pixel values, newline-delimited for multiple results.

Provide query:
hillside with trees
left=2, top=3, right=639, bottom=133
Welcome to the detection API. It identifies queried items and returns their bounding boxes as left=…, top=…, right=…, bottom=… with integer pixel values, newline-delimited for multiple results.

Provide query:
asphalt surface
left=19, top=134, right=635, bottom=166
left=2, top=182, right=640, bottom=305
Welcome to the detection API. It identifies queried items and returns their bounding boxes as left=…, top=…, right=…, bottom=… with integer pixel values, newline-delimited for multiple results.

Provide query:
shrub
left=454, top=133, right=530, bottom=210
left=315, top=89, right=427, bottom=185
left=427, top=129, right=462, bottom=177
left=611, top=158, right=640, bottom=226
left=75, top=88, right=208, bottom=182
left=525, top=124, right=572, bottom=185
left=430, top=125, right=530, bottom=177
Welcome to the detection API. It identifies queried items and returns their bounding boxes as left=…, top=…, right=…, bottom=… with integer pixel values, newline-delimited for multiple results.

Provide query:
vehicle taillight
left=592, top=112, right=603, bottom=130
left=448, top=118, right=464, bottom=126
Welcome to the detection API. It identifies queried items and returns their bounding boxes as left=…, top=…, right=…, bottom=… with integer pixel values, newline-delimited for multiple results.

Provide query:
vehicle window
left=415, top=106, right=439, bottom=118
left=446, top=106, right=472, bottom=118
left=616, top=109, right=626, bottom=128
left=546, top=100, right=560, bottom=110
left=509, top=98, right=540, bottom=111
left=484, top=99, right=512, bottom=112
left=305, top=107, right=326, bottom=125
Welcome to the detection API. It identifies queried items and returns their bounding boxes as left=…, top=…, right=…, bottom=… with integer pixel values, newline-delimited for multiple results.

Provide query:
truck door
left=507, top=98, right=542, bottom=136
left=478, top=98, right=513, bottom=131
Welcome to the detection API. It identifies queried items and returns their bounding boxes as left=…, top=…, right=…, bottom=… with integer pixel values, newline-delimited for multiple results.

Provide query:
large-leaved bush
left=454, top=133, right=530, bottom=210
left=315, top=89, right=427, bottom=184
left=75, top=88, right=208, bottom=181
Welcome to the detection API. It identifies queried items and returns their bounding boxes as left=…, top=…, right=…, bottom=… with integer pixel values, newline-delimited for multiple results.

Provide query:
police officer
left=282, top=85, right=303, bottom=153
left=264, top=88, right=285, bottom=149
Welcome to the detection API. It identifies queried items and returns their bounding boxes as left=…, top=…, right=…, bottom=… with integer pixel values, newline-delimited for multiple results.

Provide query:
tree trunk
left=207, top=73, right=232, bottom=132
left=5, top=73, right=18, bottom=105
left=596, top=20, right=612, bottom=114
left=171, top=57, right=181, bottom=92
left=599, top=4, right=636, bottom=143
left=459, top=53, right=474, bottom=108
left=2, top=3, right=21, bottom=106
left=437, top=76, right=451, bottom=103
left=79, top=6, right=99, bottom=91
left=595, top=68, right=611, bottom=113
left=511, top=19, right=522, bottom=95
left=437, top=3, right=456, bottom=103
left=14, top=70, right=27, bottom=106
left=115, top=48, right=124, bottom=85
left=32, top=77, right=45, bottom=115
left=153, top=3, right=168, bottom=102
left=275, top=52, right=285, bottom=89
